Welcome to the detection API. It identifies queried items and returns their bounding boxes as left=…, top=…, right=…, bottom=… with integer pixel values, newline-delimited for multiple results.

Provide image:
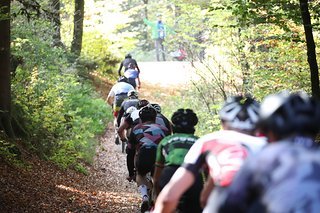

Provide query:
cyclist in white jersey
left=153, top=95, right=266, bottom=213
left=106, top=76, right=134, bottom=118
left=219, top=91, right=320, bottom=213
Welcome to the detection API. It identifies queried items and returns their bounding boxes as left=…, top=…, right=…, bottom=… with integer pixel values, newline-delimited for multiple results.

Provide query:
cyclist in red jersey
left=153, top=95, right=267, bottom=213
left=219, top=91, right=320, bottom=213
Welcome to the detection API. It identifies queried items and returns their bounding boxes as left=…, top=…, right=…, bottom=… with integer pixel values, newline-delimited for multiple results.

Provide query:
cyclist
left=106, top=76, right=134, bottom=118
left=151, top=103, right=173, bottom=134
left=114, top=90, right=139, bottom=145
left=153, top=109, right=203, bottom=213
left=116, top=89, right=139, bottom=127
left=118, top=53, right=141, bottom=77
left=126, top=105, right=171, bottom=212
left=153, top=95, right=267, bottom=213
left=118, top=99, right=150, bottom=144
left=124, top=63, right=141, bottom=89
left=219, top=91, right=320, bottom=213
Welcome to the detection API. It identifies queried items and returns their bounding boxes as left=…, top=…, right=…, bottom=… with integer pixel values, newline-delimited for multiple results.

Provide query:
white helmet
left=219, top=95, right=260, bottom=131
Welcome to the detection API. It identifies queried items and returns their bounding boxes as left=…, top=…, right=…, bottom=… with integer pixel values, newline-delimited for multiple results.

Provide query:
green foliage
left=9, top=1, right=112, bottom=169
left=81, top=30, right=121, bottom=74
left=161, top=89, right=222, bottom=137
left=0, top=138, right=22, bottom=166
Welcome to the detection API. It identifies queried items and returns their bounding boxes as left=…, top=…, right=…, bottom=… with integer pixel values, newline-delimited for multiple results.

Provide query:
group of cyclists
left=107, top=54, right=320, bottom=213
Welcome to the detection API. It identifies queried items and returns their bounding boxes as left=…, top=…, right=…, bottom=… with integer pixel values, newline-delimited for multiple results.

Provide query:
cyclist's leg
left=135, top=146, right=157, bottom=212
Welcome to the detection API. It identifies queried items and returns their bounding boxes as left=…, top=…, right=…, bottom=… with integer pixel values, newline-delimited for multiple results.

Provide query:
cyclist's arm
left=106, top=89, right=115, bottom=106
left=153, top=167, right=195, bottom=213
left=118, top=62, right=124, bottom=76
left=117, top=119, right=130, bottom=141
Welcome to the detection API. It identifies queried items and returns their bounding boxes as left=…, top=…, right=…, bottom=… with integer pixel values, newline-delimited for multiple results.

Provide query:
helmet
left=118, top=76, right=128, bottom=83
left=127, top=90, right=138, bottom=98
left=126, top=106, right=137, bottom=114
left=137, top=99, right=150, bottom=109
left=151, top=103, right=161, bottom=113
left=171, top=109, right=198, bottom=128
left=258, top=91, right=320, bottom=137
left=125, top=53, right=132, bottom=58
left=139, top=105, right=157, bottom=122
left=219, top=95, right=260, bottom=131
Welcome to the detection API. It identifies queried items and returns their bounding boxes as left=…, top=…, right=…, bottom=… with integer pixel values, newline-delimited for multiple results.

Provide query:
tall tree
left=71, top=0, right=84, bottom=57
left=299, top=0, right=320, bottom=99
left=51, top=0, right=64, bottom=47
left=0, top=0, right=13, bottom=136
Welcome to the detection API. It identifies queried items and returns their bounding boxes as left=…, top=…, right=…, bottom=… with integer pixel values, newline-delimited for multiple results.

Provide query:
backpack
left=157, top=22, right=165, bottom=39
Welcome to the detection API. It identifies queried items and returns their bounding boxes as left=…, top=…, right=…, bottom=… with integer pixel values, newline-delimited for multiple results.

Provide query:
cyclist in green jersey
left=153, top=108, right=203, bottom=213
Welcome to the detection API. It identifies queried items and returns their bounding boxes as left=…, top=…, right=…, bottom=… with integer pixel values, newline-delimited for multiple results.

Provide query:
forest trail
left=0, top=61, right=194, bottom=212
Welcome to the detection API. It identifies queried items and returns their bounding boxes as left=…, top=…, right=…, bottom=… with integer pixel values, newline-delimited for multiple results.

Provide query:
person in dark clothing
left=118, top=54, right=141, bottom=77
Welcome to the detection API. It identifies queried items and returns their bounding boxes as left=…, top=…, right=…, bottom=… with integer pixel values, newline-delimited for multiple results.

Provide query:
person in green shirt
left=143, top=16, right=173, bottom=61
left=153, top=108, right=203, bottom=213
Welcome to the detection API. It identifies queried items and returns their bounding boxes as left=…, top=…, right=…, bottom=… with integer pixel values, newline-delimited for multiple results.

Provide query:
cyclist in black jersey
left=116, top=89, right=139, bottom=127
left=219, top=91, right=320, bottom=213
left=118, top=53, right=141, bottom=77
left=151, top=103, right=173, bottom=134
left=153, top=108, right=203, bottom=213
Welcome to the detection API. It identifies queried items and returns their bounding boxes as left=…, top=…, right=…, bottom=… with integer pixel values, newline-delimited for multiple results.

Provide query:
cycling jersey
left=219, top=136, right=320, bottom=213
left=156, top=133, right=199, bottom=167
left=183, top=130, right=266, bottom=187
left=124, top=68, right=139, bottom=79
left=118, top=58, right=140, bottom=76
left=156, top=113, right=172, bottom=134
left=107, top=82, right=134, bottom=114
left=129, top=123, right=170, bottom=150
left=117, top=98, right=139, bottom=126
left=107, top=82, right=134, bottom=97
left=127, top=123, right=170, bottom=177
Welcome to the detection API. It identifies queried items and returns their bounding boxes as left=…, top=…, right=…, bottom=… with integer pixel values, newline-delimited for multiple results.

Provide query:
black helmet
left=139, top=105, right=157, bottom=122
left=137, top=99, right=150, bottom=109
left=151, top=103, right=161, bottom=113
left=258, top=91, right=320, bottom=138
left=127, top=90, right=138, bottom=98
left=219, top=95, right=260, bottom=131
left=118, top=76, right=128, bottom=83
left=125, top=53, right=132, bottom=58
left=171, top=109, right=198, bottom=133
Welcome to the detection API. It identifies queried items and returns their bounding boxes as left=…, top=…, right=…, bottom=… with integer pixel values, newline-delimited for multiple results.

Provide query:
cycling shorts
left=159, top=165, right=203, bottom=213
left=135, top=145, right=157, bottom=176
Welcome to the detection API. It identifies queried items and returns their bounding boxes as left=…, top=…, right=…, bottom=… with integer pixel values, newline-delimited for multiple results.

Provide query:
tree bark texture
left=0, top=0, right=14, bottom=137
left=0, top=1, right=11, bottom=115
left=299, top=0, right=320, bottom=99
left=71, top=0, right=84, bottom=57
left=51, top=0, right=63, bottom=47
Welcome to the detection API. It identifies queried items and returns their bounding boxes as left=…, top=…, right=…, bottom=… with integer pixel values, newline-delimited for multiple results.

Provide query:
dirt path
left=0, top=62, right=192, bottom=213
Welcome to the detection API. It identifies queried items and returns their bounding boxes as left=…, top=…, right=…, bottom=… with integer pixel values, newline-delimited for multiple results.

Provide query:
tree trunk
left=0, top=1, right=14, bottom=137
left=299, top=0, right=320, bottom=99
left=51, top=0, right=64, bottom=47
left=71, top=0, right=84, bottom=58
